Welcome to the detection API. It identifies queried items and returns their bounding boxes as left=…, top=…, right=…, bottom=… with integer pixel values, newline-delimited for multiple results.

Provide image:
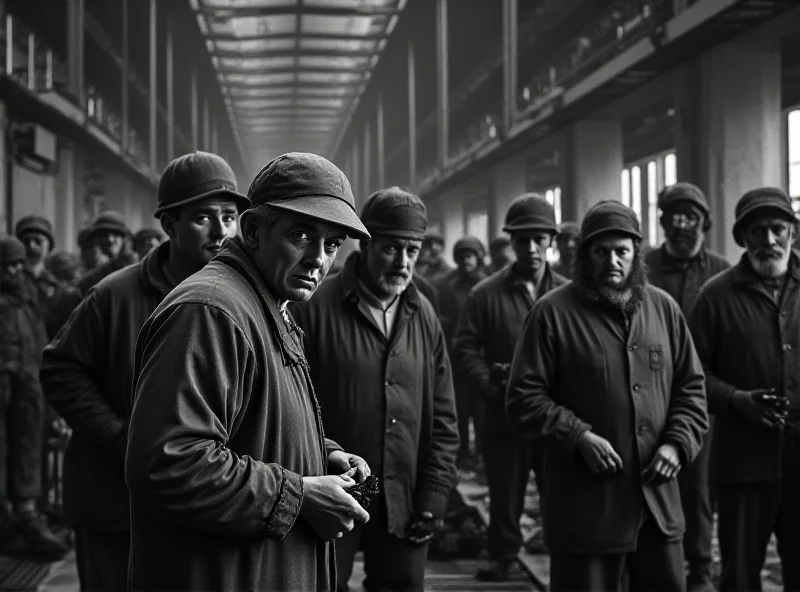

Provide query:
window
left=789, top=110, right=800, bottom=211
left=631, top=166, right=642, bottom=220
left=664, top=153, right=677, bottom=187
left=648, top=161, right=658, bottom=248
left=622, top=151, right=677, bottom=246
left=621, top=169, right=631, bottom=207
left=544, top=186, right=562, bottom=224
left=465, top=210, right=489, bottom=249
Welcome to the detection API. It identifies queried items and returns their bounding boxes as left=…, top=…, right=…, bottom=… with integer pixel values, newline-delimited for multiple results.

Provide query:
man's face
left=588, top=234, right=636, bottom=289
left=664, top=203, right=705, bottom=259
left=742, top=215, right=795, bottom=279
left=135, top=235, right=163, bottom=259
left=96, top=230, right=126, bottom=259
left=490, top=244, right=513, bottom=268
left=556, top=235, right=578, bottom=264
left=455, top=251, right=480, bottom=275
left=254, top=210, right=346, bottom=303
left=166, top=199, right=239, bottom=266
left=0, top=260, right=24, bottom=289
left=510, top=230, right=553, bottom=274
left=364, top=236, right=422, bottom=296
left=19, top=231, right=51, bottom=265
left=422, top=241, right=443, bottom=266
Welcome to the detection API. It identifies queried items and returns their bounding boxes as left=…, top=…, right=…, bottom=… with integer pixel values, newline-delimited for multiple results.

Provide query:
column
left=674, top=41, right=782, bottom=258
left=191, top=67, right=199, bottom=148
left=121, top=0, right=129, bottom=151
left=376, top=93, right=385, bottom=189
left=408, top=40, right=417, bottom=188
left=0, top=100, right=8, bottom=233
left=490, top=155, right=527, bottom=237
left=561, top=119, right=624, bottom=223
left=66, top=0, right=85, bottom=107
left=55, top=143, right=85, bottom=246
left=362, top=122, right=372, bottom=198
left=440, top=188, right=465, bottom=261
left=501, top=0, right=518, bottom=136
left=148, top=0, right=157, bottom=172
left=435, top=0, right=449, bottom=169
left=166, top=18, right=174, bottom=161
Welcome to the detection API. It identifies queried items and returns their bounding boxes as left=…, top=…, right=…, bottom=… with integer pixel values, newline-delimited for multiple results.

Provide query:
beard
left=377, top=272, right=411, bottom=296
left=747, top=247, right=790, bottom=279
left=666, top=228, right=703, bottom=259
left=574, top=247, right=648, bottom=314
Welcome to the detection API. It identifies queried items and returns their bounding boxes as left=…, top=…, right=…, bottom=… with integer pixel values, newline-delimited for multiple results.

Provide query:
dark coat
left=453, top=264, right=569, bottom=437
left=645, top=244, right=730, bottom=314
left=125, top=238, right=340, bottom=592
left=292, top=253, right=459, bottom=533
left=687, top=253, right=800, bottom=483
left=77, top=252, right=138, bottom=297
left=40, top=241, right=175, bottom=530
left=506, top=283, right=708, bottom=553
left=0, top=281, right=48, bottom=376
left=23, top=268, right=81, bottom=338
left=437, top=268, right=486, bottom=349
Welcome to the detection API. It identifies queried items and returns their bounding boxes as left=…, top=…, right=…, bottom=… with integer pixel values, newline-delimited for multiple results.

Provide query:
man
left=0, top=236, right=68, bottom=560
left=133, top=227, right=165, bottom=259
left=438, top=236, right=488, bottom=465
left=688, top=187, right=800, bottom=592
left=77, top=228, right=107, bottom=274
left=488, top=236, right=514, bottom=273
left=552, top=221, right=579, bottom=279
left=645, top=182, right=730, bottom=591
left=46, top=251, right=81, bottom=286
left=76, top=211, right=136, bottom=296
left=125, top=153, right=372, bottom=592
left=418, top=232, right=454, bottom=281
left=293, top=187, right=460, bottom=592
left=40, top=151, right=250, bottom=592
left=454, top=194, right=569, bottom=581
left=506, top=200, right=708, bottom=592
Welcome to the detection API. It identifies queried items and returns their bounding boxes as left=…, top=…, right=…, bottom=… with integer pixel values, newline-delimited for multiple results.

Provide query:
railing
left=448, top=112, right=499, bottom=164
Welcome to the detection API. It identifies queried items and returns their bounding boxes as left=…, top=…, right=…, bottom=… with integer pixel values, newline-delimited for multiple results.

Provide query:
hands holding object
left=732, top=388, right=790, bottom=431
left=405, top=511, right=442, bottom=545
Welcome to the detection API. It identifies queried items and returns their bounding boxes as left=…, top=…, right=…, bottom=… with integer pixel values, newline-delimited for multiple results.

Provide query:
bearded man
left=645, top=182, right=729, bottom=592
left=688, top=187, right=800, bottom=592
left=506, top=200, right=708, bottom=591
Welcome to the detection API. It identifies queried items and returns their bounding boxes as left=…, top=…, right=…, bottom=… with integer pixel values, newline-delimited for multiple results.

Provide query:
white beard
left=747, top=251, right=790, bottom=279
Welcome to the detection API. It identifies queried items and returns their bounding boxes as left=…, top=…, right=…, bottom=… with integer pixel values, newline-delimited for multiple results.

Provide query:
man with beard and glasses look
left=293, top=187, right=459, bottom=592
left=40, top=152, right=250, bottom=592
left=438, top=237, right=488, bottom=467
left=644, top=182, right=729, bottom=592
left=76, top=211, right=137, bottom=297
left=552, top=221, right=579, bottom=279
left=454, top=194, right=569, bottom=582
left=0, top=236, right=68, bottom=560
left=688, top=187, right=800, bottom=592
left=506, top=200, right=708, bottom=592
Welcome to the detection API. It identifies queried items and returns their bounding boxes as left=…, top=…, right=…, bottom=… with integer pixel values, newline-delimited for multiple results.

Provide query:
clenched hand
left=328, top=450, right=371, bottom=483
left=731, top=389, right=789, bottom=431
left=300, top=468, right=370, bottom=541
left=642, top=443, right=681, bottom=486
left=577, top=431, right=623, bottom=475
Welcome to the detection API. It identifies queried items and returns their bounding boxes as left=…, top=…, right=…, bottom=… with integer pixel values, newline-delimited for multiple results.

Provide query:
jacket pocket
left=649, top=345, right=664, bottom=371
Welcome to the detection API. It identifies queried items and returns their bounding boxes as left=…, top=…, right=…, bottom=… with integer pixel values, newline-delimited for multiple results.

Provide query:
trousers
left=677, top=425, right=713, bottom=575
left=0, top=371, right=44, bottom=502
left=75, top=527, right=130, bottom=592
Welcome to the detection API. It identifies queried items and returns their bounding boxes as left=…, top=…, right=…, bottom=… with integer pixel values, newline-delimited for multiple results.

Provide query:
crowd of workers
left=0, top=148, right=798, bottom=592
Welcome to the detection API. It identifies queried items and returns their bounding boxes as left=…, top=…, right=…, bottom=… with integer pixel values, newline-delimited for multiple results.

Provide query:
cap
left=45, top=250, right=79, bottom=276
left=15, top=215, right=55, bottom=248
left=503, top=193, right=557, bottom=233
left=453, top=236, right=486, bottom=259
left=733, top=187, right=797, bottom=247
left=360, top=187, right=427, bottom=240
left=489, top=236, right=511, bottom=249
left=155, top=151, right=250, bottom=217
left=247, top=152, right=369, bottom=240
left=0, top=235, right=26, bottom=265
left=88, top=211, right=132, bottom=238
left=557, top=221, right=580, bottom=239
left=134, top=228, right=165, bottom=242
left=657, top=182, right=710, bottom=217
left=422, top=232, right=445, bottom=247
left=580, top=200, right=642, bottom=244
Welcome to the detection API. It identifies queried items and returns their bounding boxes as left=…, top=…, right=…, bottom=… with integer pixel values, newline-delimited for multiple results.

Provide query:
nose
left=395, top=249, right=410, bottom=269
left=305, top=239, right=325, bottom=269
left=609, top=252, right=621, bottom=268
left=765, top=229, right=779, bottom=246
left=209, top=216, right=226, bottom=239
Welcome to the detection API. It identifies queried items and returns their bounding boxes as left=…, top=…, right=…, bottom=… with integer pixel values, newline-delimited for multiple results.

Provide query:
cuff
left=264, top=468, right=304, bottom=540
left=564, top=421, right=592, bottom=454
left=664, top=437, right=691, bottom=467
left=324, top=438, right=344, bottom=456
left=415, top=488, right=449, bottom=518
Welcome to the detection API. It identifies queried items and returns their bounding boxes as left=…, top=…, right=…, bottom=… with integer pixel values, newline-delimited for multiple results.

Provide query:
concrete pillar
left=0, top=100, right=8, bottom=234
left=439, top=189, right=464, bottom=264
left=490, top=156, right=527, bottom=238
left=54, top=142, right=81, bottom=249
left=562, top=120, right=624, bottom=223
left=674, top=41, right=782, bottom=259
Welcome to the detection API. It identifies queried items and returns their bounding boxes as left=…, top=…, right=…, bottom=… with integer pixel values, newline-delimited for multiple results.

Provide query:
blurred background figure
left=45, top=252, right=81, bottom=287
left=77, top=228, right=108, bottom=275
left=488, top=236, right=514, bottom=274
left=418, top=232, right=454, bottom=281
left=133, top=228, right=166, bottom=260
left=552, top=222, right=579, bottom=279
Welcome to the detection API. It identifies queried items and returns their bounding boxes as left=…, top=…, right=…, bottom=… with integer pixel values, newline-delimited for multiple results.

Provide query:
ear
left=160, top=213, right=176, bottom=238
left=239, top=211, right=261, bottom=249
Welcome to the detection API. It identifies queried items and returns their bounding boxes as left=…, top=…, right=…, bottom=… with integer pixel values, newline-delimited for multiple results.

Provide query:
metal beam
left=121, top=0, right=128, bottom=150
left=407, top=39, right=416, bottom=188
left=436, top=0, right=449, bottom=170
left=198, top=6, right=399, bottom=18
left=210, top=48, right=376, bottom=59
left=219, top=65, right=360, bottom=75
left=225, top=81, right=363, bottom=90
left=67, top=0, right=85, bottom=107
left=166, top=18, right=174, bottom=161
left=208, top=31, right=388, bottom=42
left=502, top=0, right=518, bottom=135
left=376, top=93, right=385, bottom=189
left=149, top=0, right=157, bottom=172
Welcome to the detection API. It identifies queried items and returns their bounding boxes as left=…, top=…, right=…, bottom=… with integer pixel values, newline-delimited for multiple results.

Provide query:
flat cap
left=558, top=221, right=580, bottom=238
left=657, top=182, right=710, bottom=216
left=453, top=236, right=486, bottom=259
left=248, top=152, right=369, bottom=240
left=504, top=194, right=557, bottom=233
left=580, top=200, right=641, bottom=244
left=88, top=211, right=132, bottom=238
left=15, top=215, right=55, bottom=247
left=360, top=187, right=427, bottom=241
left=0, top=235, right=26, bottom=265
left=733, top=187, right=796, bottom=247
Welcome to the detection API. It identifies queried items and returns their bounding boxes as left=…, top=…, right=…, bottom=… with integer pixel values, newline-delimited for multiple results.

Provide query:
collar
left=139, top=240, right=176, bottom=297
left=215, top=237, right=306, bottom=364
left=656, top=243, right=707, bottom=270
left=338, top=251, right=420, bottom=311
left=503, top=262, right=548, bottom=289
left=733, top=250, right=800, bottom=285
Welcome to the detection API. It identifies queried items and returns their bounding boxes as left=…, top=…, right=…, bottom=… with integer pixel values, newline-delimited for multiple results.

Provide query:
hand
left=642, top=443, right=682, bottom=486
left=328, top=450, right=371, bottom=483
left=577, top=431, right=623, bottom=475
left=405, top=511, right=442, bottom=545
left=300, top=469, right=370, bottom=542
left=731, top=389, right=788, bottom=430
left=487, top=363, right=511, bottom=400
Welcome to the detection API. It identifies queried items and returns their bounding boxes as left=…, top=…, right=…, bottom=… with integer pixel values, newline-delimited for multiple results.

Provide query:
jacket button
left=390, top=417, right=397, bottom=425
left=629, top=345, right=637, bottom=352
left=784, top=344, right=793, bottom=351
left=385, top=380, right=392, bottom=387
left=781, top=311, right=788, bottom=317
left=637, top=425, right=647, bottom=435
left=633, top=384, right=640, bottom=391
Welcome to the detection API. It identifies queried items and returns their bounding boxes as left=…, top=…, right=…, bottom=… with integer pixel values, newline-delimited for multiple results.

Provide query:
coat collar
left=654, top=243, right=708, bottom=271
left=215, top=237, right=306, bottom=363
left=502, top=262, right=566, bottom=293
left=336, top=251, right=421, bottom=311
left=138, top=240, right=176, bottom=298
left=733, top=250, right=800, bottom=285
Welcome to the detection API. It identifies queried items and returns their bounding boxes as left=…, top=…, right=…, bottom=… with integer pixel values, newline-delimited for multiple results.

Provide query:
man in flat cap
left=552, top=221, right=579, bottom=279
left=506, top=200, right=708, bottom=591
left=488, top=236, right=514, bottom=274
left=418, top=232, right=454, bottom=282
left=688, top=187, right=800, bottom=591
left=293, top=187, right=459, bottom=592
left=77, top=228, right=107, bottom=275
left=76, top=211, right=137, bottom=296
left=0, top=236, right=68, bottom=560
left=125, top=152, right=372, bottom=592
left=133, top=228, right=166, bottom=260
left=438, top=236, right=488, bottom=467
left=40, top=151, right=248, bottom=592
left=644, top=182, right=729, bottom=591
left=454, top=194, right=569, bottom=581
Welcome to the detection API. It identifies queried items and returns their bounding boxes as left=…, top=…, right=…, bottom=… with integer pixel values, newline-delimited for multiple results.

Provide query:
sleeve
left=325, top=438, right=344, bottom=456
left=452, top=290, right=492, bottom=396
left=662, top=302, right=709, bottom=465
left=39, top=289, right=127, bottom=453
left=686, top=290, right=738, bottom=417
left=125, top=303, right=303, bottom=540
left=415, top=316, right=460, bottom=518
left=505, top=304, right=592, bottom=453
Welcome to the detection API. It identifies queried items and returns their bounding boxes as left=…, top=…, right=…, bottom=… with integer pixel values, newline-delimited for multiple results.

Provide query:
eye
left=223, top=215, right=237, bottom=224
left=293, top=231, right=310, bottom=242
left=408, top=247, right=420, bottom=256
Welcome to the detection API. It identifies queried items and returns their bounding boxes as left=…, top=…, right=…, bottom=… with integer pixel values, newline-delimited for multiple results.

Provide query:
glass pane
left=215, top=39, right=296, bottom=53
left=301, top=15, right=374, bottom=35
left=648, top=161, right=658, bottom=247
left=299, top=38, right=378, bottom=52
left=790, top=163, right=800, bottom=198
left=631, top=166, right=642, bottom=220
left=545, top=189, right=554, bottom=205
left=465, top=211, right=489, bottom=253
left=297, top=56, right=369, bottom=70
left=201, top=0, right=297, bottom=7
left=224, top=72, right=295, bottom=84
left=621, top=169, right=631, bottom=207
left=554, top=187, right=562, bottom=225
left=664, top=153, right=677, bottom=187
left=789, top=110, right=800, bottom=164
left=219, top=57, right=294, bottom=71
left=297, top=71, right=362, bottom=84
